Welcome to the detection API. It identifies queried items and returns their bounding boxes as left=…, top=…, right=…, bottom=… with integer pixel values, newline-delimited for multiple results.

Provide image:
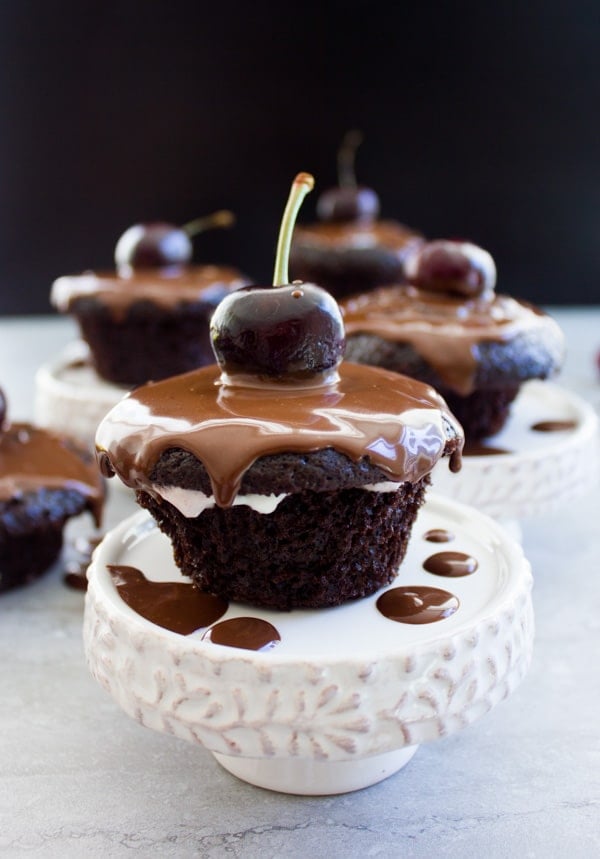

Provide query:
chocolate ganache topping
left=51, top=265, right=248, bottom=323
left=341, top=276, right=563, bottom=396
left=0, top=422, right=104, bottom=525
left=95, top=362, right=462, bottom=508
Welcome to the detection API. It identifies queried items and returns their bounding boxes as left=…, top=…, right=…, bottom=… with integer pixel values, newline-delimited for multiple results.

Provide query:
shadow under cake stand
left=432, top=380, right=599, bottom=522
left=84, top=494, right=533, bottom=795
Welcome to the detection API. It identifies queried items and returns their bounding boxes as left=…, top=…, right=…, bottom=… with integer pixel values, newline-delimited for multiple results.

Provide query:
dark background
left=1, top=0, right=599, bottom=315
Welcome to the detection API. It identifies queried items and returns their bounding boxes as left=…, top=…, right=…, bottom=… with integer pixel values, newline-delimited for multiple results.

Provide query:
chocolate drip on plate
left=376, top=586, right=459, bottom=624
left=531, top=420, right=577, bottom=432
left=202, top=617, right=281, bottom=651
left=108, top=564, right=228, bottom=634
left=423, top=551, right=478, bottom=578
left=423, top=528, right=455, bottom=543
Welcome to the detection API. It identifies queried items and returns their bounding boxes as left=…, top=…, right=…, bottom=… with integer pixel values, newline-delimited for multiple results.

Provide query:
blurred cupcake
left=290, top=132, right=422, bottom=299
left=51, top=212, right=249, bottom=387
left=0, top=386, right=104, bottom=592
left=342, top=239, right=565, bottom=439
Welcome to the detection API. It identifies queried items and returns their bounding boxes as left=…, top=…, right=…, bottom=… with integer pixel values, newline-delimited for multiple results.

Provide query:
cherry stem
left=273, top=172, right=314, bottom=286
left=337, top=129, right=363, bottom=188
left=182, top=210, right=235, bottom=237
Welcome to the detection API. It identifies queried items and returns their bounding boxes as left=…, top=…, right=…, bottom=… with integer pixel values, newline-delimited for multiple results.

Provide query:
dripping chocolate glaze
left=108, top=564, right=227, bottom=634
left=96, top=363, right=463, bottom=508
left=341, top=285, right=563, bottom=395
left=51, top=266, right=248, bottom=321
left=0, top=423, right=104, bottom=526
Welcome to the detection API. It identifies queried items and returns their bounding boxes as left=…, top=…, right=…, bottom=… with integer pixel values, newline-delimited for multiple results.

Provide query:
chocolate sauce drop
left=202, top=617, right=281, bottom=651
left=463, top=442, right=511, bottom=456
left=63, top=536, right=103, bottom=591
left=63, top=565, right=89, bottom=591
left=423, top=551, right=478, bottom=577
left=108, top=564, right=228, bottom=634
left=423, top=528, right=455, bottom=543
left=376, top=586, right=459, bottom=624
left=531, top=420, right=577, bottom=433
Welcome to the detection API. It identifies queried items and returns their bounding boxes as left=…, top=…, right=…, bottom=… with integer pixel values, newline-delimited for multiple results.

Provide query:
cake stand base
left=213, top=746, right=419, bottom=795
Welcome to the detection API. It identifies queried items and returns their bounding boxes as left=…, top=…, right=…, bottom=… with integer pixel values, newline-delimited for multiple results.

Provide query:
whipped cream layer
left=156, top=480, right=403, bottom=518
left=96, top=363, right=463, bottom=509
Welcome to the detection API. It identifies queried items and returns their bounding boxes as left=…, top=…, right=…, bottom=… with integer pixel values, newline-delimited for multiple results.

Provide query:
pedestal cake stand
left=34, top=341, right=128, bottom=449
left=84, top=494, right=533, bottom=795
left=432, top=380, right=598, bottom=520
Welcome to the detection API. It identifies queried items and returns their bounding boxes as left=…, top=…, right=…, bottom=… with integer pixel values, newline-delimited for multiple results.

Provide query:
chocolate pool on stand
left=84, top=493, right=533, bottom=795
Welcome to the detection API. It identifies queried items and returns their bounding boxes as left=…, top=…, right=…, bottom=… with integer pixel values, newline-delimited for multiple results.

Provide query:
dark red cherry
left=212, top=172, right=345, bottom=380
left=316, top=130, right=380, bottom=224
left=0, top=387, right=6, bottom=431
left=114, top=222, right=192, bottom=269
left=316, top=185, right=380, bottom=223
left=405, top=240, right=497, bottom=299
left=210, top=282, right=345, bottom=380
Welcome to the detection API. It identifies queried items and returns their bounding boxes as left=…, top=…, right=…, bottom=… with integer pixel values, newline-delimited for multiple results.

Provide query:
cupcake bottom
left=435, top=385, right=521, bottom=440
left=344, top=332, right=561, bottom=439
left=137, top=480, right=429, bottom=610
left=0, top=488, right=95, bottom=593
left=0, top=528, right=63, bottom=593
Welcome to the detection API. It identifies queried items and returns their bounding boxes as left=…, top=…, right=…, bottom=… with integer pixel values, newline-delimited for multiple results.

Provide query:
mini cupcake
left=95, top=174, right=463, bottom=610
left=0, top=386, right=104, bottom=593
left=51, top=212, right=249, bottom=387
left=289, top=132, right=423, bottom=299
left=341, top=239, right=565, bottom=439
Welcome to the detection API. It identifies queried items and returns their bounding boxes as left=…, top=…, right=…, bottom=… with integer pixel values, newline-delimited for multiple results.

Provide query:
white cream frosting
left=156, top=481, right=403, bottom=518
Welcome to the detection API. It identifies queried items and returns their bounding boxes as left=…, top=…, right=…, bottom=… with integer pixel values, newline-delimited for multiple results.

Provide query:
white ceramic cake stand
left=432, top=380, right=599, bottom=520
left=34, top=341, right=129, bottom=449
left=83, top=494, right=533, bottom=795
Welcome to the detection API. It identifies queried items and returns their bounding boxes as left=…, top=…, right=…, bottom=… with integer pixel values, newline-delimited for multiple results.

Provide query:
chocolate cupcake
left=51, top=213, right=249, bottom=387
left=289, top=133, right=422, bottom=299
left=0, top=387, right=104, bottom=593
left=95, top=174, right=463, bottom=610
left=341, top=239, right=565, bottom=439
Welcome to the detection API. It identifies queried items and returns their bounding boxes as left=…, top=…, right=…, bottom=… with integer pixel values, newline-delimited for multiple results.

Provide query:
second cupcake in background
left=341, top=239, right=565, bottom=440
left=51, top=211, right=249, bottom=387
left=289, top=132, right=423, bottom=299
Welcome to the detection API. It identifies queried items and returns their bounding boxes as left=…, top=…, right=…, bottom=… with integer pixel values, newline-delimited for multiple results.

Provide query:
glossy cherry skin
left=210, top=283, right=346, bottom=380
left=405, top=240, right=497, bottom=299
left=114, top=222, right=193, bottom=269
left=316, top=186, right=381, bottom=224
left=0, top=386, right=6, bottom=430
